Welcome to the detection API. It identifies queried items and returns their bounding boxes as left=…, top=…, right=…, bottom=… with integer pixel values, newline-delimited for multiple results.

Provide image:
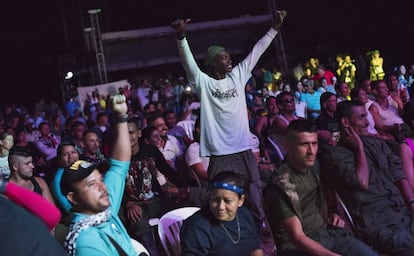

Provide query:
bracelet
left=115, top=114, right=129, bottom=123
left=0, top=180, right=7, bottom=194
left=408, top=198, right=414, bottom=205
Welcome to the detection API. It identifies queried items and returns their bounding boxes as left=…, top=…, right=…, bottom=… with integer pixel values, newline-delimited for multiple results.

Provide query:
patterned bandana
left=210, top=182, right=244, bottom=195
left=64, top=208, right=111, bottom=255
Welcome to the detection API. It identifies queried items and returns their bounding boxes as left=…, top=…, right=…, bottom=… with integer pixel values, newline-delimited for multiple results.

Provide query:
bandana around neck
left=64, top=208, right=111, bottom=255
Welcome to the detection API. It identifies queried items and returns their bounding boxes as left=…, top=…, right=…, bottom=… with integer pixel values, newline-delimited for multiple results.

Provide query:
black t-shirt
left=180, top=206, right=260, bottom=256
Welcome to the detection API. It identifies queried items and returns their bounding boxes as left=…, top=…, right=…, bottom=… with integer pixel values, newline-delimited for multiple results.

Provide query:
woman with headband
left=180, top=171, right=263, bottom=255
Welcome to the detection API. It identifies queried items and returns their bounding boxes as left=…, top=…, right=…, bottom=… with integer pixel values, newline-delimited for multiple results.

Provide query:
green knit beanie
left=204, top=45, right=225, bottom=68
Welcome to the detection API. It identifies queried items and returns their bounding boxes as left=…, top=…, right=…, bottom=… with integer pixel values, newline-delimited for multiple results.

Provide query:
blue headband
left=210, top=182, right=244, bottom=195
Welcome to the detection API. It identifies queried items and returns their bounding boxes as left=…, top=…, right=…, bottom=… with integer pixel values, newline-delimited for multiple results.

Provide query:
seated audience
left=335, top=81, right=351, bottom=102
left=0, top=132, right=13, bottom=179
left=147, top=112, right=183, bottom=169
left=263, top=119, right=377, bottom=256
left=165, top=109, right=191, bottom=149
left=329, top=100, right=414, bottom=255
left=181, top=171, right=263, bottom=255
left=300, top=79, right=322, bottom=120
left=315, top=92, right=340, bottom=148
left=254, top=96, right=279, bottom=144
left=35, top=122, right=61, bottom=161
left=267, top=92, right=301, bottom=164
left=370, top=79, right=409, bottom=142
left=8, top=146, right=55, bottom=204
left=79, top=129, right=107, bottom=164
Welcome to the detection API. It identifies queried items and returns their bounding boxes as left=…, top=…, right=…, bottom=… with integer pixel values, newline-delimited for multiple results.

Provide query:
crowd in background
left=2, top=44, right=414, bottom=255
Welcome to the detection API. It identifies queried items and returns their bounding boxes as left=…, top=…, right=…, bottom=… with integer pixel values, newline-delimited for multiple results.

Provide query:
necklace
left=220, top=213, right=240, bottom=244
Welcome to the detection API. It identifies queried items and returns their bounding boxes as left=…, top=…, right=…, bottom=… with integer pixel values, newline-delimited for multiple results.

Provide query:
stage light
left=65, top=71, right=74, bottom=80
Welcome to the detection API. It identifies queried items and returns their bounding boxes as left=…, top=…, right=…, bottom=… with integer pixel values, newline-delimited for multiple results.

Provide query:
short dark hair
left=370, top=80, right=384, bottom=92
left=319, top=92, right=336, bottom=112
left=8, top=146, right=33, bottom=169
left=97, top=112, right=107, bottom=121
left=71, top=121, right=86, bottom=130
left=57, top=141, right=77, bottom=159
left=82, top=129, right=98, bottom=141
left=276, top=92, right=293, bottom=106
left=287, top=119, right=317, bottom=140
left=0, top=132, right=12, bottom=141
left=164, top=110, right=176, bottom=116
left=147, top=111, right=165, bottom=126
left=266, top=96, right=277, bottom=106
left=9, top=146, right=33, bottom=157
left=350, top=86, right=365, bottom=101
left=334, top=100, right=364, bottom=124
left=127, top=117, right=143, bottom=130
left=139, top=126, right=158, bottom=148
left=38, top=122, right=50, bottom=129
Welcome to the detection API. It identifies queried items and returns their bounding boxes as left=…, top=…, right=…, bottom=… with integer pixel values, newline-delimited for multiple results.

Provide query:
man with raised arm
left=171, top=11, right=287, bottom=234
left=60, top=95, right=147, bottom=256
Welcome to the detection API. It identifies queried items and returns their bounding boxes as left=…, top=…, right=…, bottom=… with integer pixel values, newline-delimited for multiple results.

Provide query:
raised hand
left=171, top=18, right=191, bottom=39
left=111, top=94, right=128, bottom=116
left=272, top=10, right=287, bottom=30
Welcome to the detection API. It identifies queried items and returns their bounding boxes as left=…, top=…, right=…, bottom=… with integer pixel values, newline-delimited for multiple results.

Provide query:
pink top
left=5, top=182, right=61, bottom=230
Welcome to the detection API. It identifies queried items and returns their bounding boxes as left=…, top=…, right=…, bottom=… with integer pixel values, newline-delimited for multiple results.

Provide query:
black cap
left=320, top=92, right=336, bottom=111
left=60, top=160, right=109, bottom=195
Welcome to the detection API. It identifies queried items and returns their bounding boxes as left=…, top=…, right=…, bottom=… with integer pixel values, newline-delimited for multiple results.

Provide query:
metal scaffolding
left=87, top=9, right=108, bottom=84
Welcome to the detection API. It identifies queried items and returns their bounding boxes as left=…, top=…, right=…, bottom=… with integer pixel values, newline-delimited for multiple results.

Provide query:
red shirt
left=312, top=70, right=336, bottom=85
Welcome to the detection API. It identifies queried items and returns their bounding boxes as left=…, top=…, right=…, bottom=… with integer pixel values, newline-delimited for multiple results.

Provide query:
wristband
left=116, top=114, right=129, bottom=123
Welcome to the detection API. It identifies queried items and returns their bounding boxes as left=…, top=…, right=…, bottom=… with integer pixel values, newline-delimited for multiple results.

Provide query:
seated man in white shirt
left=147, top=112, right=183, bottom=169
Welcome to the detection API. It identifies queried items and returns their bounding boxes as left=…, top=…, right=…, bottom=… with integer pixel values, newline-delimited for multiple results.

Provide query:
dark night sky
left=1, top=0, right=414, bottom=109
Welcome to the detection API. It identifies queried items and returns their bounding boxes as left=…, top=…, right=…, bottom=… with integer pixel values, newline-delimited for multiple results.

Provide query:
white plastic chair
left=130, top=238, right=150, bottom=255
left=176, top=120, right=195, bottom=140
left=157, top=206, right=200, bottom=256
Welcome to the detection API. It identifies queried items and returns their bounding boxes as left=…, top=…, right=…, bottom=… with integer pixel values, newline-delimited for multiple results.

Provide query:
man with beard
left=60, top=95, right=148, bottom=255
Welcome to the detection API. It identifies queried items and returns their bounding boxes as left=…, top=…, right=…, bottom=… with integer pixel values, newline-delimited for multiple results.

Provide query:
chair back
left=131, top=238, right=150, bottom=256
left=158, top=206, right=200, bottom=256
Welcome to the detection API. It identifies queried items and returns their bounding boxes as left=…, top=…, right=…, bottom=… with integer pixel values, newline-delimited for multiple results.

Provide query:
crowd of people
left=2, top=8, right=414, bottom=256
